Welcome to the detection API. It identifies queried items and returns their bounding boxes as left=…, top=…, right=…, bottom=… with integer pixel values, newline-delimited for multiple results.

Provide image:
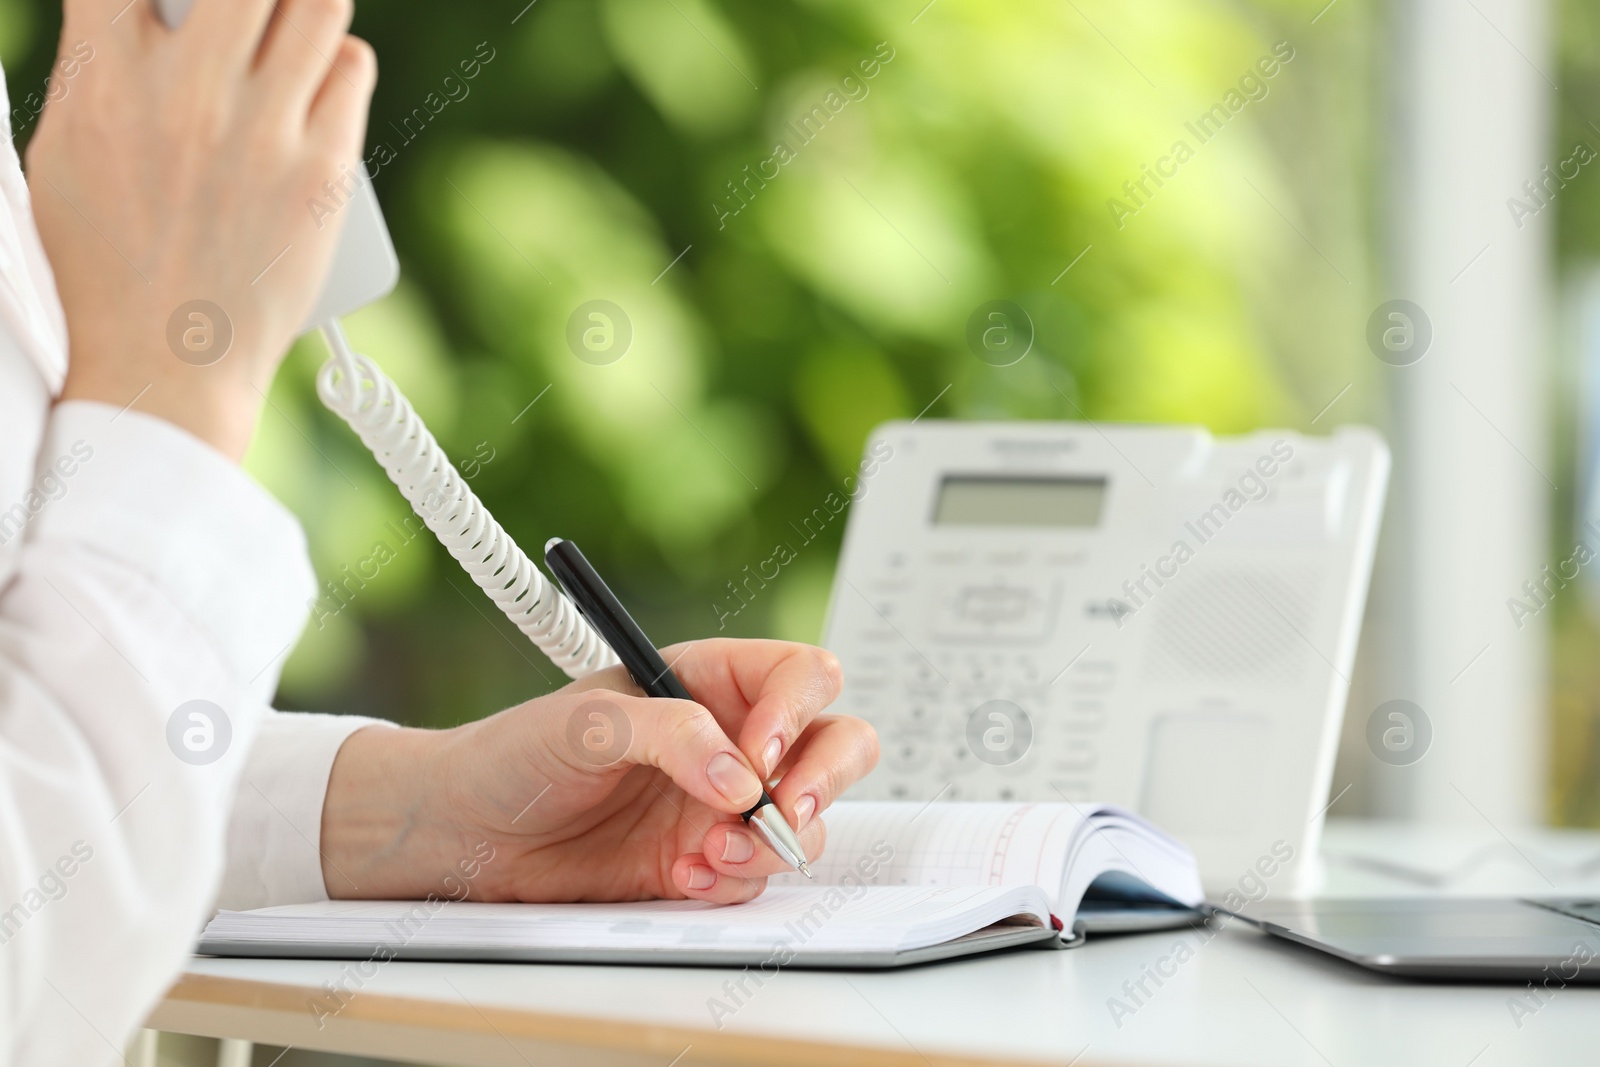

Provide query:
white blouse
left=0, top=68, right=381, bottom=1066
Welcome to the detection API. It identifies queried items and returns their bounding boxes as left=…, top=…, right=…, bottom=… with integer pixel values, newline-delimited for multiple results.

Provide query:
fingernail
left=761, top=737, right=783, bottom=775
left=721, top=829, right=756, bottom=864
left=793, top=794, right=817, bottom=829
left=685, top=864, right=717, bottom=890
left=707, top=752, right=762, bottom=806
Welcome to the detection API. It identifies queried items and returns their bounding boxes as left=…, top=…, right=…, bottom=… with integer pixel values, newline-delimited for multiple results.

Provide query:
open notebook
left=200, top=802, right=1204, bottom=968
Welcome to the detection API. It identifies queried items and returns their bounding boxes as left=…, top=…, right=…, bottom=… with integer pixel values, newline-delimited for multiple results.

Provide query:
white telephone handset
left=153, top=0, right=616, bottom=679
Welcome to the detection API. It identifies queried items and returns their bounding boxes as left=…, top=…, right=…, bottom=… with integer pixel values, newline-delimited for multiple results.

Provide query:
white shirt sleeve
left=0, top=401, right=318, bottom=1066
left=218, top=710, right=393, bottom=910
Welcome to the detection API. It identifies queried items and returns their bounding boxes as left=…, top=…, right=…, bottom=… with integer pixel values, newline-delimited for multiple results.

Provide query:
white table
left=146, top=820, right=1600, bottom=1067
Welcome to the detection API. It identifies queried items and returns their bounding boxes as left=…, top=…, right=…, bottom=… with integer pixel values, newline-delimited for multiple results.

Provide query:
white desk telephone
left=824, top=422, right=1390, bottom=892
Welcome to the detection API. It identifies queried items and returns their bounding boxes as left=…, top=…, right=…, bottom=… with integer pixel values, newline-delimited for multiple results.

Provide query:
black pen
left=544, top=538, right=813, bottom=878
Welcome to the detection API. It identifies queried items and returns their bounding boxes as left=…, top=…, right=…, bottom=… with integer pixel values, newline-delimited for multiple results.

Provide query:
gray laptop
left=1227, top=898, right=1600, bottom=980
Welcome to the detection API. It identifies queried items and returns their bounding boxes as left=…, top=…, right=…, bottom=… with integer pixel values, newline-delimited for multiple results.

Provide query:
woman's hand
left=29, top=0, right=376, bottom=459
left=319, top=640, right=880, bottom=904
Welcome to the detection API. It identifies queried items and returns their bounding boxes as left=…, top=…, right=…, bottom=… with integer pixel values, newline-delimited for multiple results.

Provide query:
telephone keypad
left=843, top=643, right=1117, bottom=803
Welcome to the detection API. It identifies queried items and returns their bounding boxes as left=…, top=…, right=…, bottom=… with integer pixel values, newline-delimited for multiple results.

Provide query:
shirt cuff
left=29, top=400, right=314, bottom=699
left=219, top=711, right=396, bottom=910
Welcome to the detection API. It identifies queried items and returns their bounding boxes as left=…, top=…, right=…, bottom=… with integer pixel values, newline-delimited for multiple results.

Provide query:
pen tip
left=799, top=862, right=814, bottom=880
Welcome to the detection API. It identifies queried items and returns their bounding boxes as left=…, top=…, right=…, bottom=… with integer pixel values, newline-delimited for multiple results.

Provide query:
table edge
left=154, top=971, right=1080, bottom=1067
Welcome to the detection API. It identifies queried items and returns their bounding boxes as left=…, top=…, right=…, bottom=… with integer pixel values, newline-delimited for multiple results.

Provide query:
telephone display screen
left=932, top=475, right=1107, bottom=527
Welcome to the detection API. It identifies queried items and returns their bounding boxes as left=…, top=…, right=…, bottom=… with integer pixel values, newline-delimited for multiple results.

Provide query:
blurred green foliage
left=5, top=0, right=1376, bottom=727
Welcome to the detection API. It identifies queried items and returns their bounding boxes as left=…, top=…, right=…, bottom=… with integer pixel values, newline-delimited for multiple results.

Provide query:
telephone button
left=942, top=744, right=977, bottom=777
left=934, top=581, right=1057, bottom=641
left=1053, top=741, right=1098, bottom=773
left=884, top=735, right=933, bottom=773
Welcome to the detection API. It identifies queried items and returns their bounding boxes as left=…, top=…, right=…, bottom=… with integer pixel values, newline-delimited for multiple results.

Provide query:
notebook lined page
left=771, top=802, right=1089, bottom=909
left=202, top=885, right=1053, bottom=955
